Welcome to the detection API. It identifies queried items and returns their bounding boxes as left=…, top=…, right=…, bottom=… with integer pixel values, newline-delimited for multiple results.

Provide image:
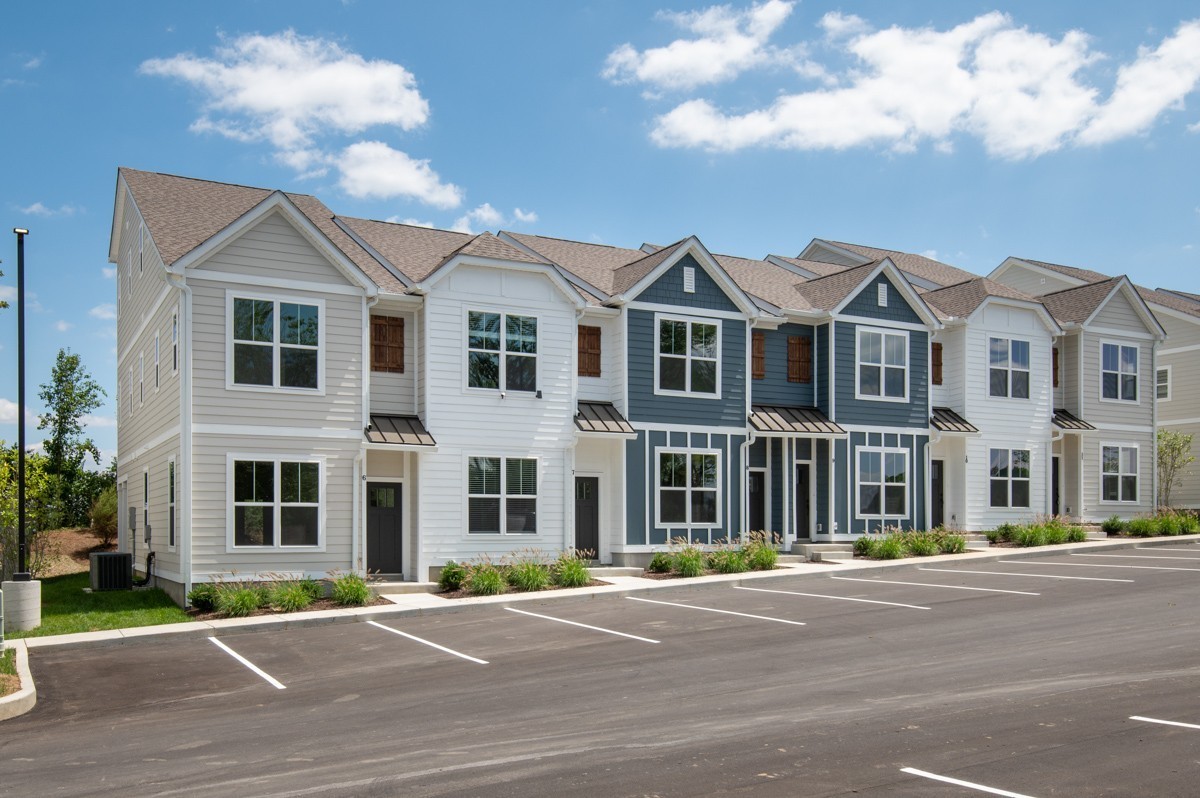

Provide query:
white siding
left=577, top=314, right=620, bottom=403
left=930, top=326, right=965, bottom=410
left=994, top=265, right=1079, bottom=297
left=575, top=437, right=624, bottom=563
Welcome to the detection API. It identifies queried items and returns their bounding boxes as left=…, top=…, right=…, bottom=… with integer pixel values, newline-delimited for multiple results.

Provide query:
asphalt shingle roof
left=1039, top=277, right=1122, bottom=324
left=1019, top=258, right=1110, bottom=285
left=713, top=253, right=813, bottom=311
left=502, top=232, right=650, bottom=296
left=793, top=261, right=884, bottom=311
left=922, top=277, right=1039, bottom=320
left=767, top=255, right=851, bottom=278
left=823, top=241, right=978, bottom=287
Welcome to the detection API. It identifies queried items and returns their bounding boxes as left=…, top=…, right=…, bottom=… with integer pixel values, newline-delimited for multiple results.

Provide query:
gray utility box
left=90, top=552, right=133, bottom=591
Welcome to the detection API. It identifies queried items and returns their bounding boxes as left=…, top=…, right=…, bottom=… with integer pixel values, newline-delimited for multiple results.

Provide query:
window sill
left=853, top=394, right=909, bottom=404
left=653, top=389, right=721, bottom=400
left=227, top=383, right=326, bottom=397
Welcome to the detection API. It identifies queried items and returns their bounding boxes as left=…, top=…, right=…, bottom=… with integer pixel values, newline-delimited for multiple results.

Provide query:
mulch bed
left=436, top=579, right=610, bottom=599
left=639, top=566, right=789, bottom=579
left=186, top=595, right=392, bottom=621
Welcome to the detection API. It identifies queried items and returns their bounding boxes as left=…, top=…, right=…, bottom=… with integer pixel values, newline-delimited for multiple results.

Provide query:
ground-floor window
left=468, top=456, right=538, bottom=534
left=989, top=448, right=1031, bottom=508
left=657, top=449, right=720, bottom=526
left=168, top=458, right=176, bottom=548
left=230, top=458, right=321, bottom=547
left=856, top=447, right=907, bottom=519
left=1101, top=444, right=1138, bottom=502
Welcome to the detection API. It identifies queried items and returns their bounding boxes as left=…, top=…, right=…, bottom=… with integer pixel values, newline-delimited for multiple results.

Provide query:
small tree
left=37, top=348, right=106, bottom=526
left=1158, top=428, right=1195, bottom=508
left=90, top=484, right=118, bottom=547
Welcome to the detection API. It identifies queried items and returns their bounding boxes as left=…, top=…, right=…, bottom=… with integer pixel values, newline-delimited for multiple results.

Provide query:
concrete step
left=792, top=543, right=855, bottom=558
left=589, top=566, right=645, bottom=577
left=965, top=539, right=990, bottom=551
left=776, top=554, right=806, bottom=564
left=370, top=581, right=439, bottom=596
left=811, top=550, right=855, bottom=562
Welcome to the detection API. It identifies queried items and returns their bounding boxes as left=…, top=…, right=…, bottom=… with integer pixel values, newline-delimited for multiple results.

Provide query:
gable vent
left=877, top=282, right=888, bottom=307
left=683, top=266, right=696, bottom=293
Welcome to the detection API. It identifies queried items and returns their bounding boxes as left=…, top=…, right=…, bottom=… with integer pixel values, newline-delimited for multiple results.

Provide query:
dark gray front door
left=931, top=460, right=945, bottom=529
left=748, top=471, right=766, bottom=533
left=795, top=464, right=811, bottom=538
left=575, top=477, right=599, bottom=556
left=367, top=483, right=402, bottom=574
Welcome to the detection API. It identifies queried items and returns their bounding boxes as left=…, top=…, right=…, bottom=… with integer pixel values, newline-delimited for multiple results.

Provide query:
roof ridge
left=341, top=214, right=470, bottom=237
left=120, top=166, right=312, bottom=200
left=505, top=230, right=638, bottom=252
left=1040, top=275, right=1120, bottom=297
left=613, top=237, right=689, bottom=273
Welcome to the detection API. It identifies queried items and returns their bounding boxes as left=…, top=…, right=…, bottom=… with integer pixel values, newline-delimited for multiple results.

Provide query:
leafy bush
left=553, top=552, right=591, bottom=588
left=89, top=484, right=118, bottom=547
left=744, top=532, right=779, bottom=570
left=1126, top=518, right=1157, bottom=537
left=216, top=586, right=263, bottom=617
left=903, top=532, right=940, bottom=557
left=875, top=534, right=906, bottom=559
left=1180, top=513, right=1200, bottom=534
left=271, top=581, right=315, bottom=613
left=331, top=572, right=372, bottom=606
left=506, top=551, right=552, bottom=592
left=853, top=536, right=878, bottom=557
left=1101, top=515, right=1126, bottom=535
left=1065, top=526, right=1087, bottom=543
left=707, top=547, right=750, bottom=574
left=465, top=561, right=507, bottom=596
left=299, top=578, right=324, bottom=602
left=186, top=583, right=219, bottom=612
left=438, top=560, right=468, bottom=591
left=672, top=542, right=706, bottom=578
left=647, top=551, right=674, bottom=574
left=937, top=533, right=967, bottom=554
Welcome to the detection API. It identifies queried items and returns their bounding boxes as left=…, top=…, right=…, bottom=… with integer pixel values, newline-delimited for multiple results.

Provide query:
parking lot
left=6, top=542, right=1200, bottom=797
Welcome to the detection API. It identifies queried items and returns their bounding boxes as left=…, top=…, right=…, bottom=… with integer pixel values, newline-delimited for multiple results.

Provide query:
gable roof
left=1158, top=287, right=1200, bottom=304
left=712, top=253, right=813, bottom=312
left=764, top=255, right=850, bottom=279
left=1039, top=277, right=1124, bottom=324
left=1136, top=285, right=1200, bottom=320
left=806, top=239, right=978, bottom=288
left=792, top=261, right=885, bottom=310
left=1016, top=258, right=1108, bottom=285
left=922, top=277, right=1040, bottom=319
left=611, top=239, right=688, bottom=294
left=502, top=232, right=649, bottom=296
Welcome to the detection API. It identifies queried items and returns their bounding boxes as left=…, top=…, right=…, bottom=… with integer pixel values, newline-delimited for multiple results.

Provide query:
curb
left=0, top=641, right=36, bottom=722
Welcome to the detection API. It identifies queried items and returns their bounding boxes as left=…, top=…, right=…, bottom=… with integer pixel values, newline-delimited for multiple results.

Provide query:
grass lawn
left=7, top=572, right=190, bottom=639
left=1, top=648, right=17, bottom=697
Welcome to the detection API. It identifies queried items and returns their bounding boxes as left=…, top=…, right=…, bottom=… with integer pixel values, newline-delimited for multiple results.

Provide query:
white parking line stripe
left=367, top=621, right=489, bottom=664
left=1071, top=552, right=1200, bottom=561
left=1008, top=561, right=1200, bottom=573
left=901, top=767, right=1036, bottom=798
left=504, top=607, right=660, bottom=643
left=1131, top=715, right=1200, bottom=730
left=208, top=637, right=286, bottom=690
left=919, top=567, right=1134, bottom=583
left=1135, top=546, right=1200, bottom=554
left=734, top=585, right=931, bottom=610
left=831, top=577, right=1039, bottom=596
left=625, top=596, right=806, bottom=626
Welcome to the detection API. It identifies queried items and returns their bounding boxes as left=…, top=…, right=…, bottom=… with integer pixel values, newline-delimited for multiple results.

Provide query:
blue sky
left=2, top=1, right=1199, bottom=464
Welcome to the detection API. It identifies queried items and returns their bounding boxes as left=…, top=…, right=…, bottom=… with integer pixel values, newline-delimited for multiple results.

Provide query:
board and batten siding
left=929, top=326, right=965, bottom=411
left=368, top=307, right=417, bottom=416
left=815, top=323, right=831, bottom=415
left=845, top=431, right=928, bottom=535
left=417, top=265, right=577, bottom=573
left=574, top=437, right=624, bottom=562
left=750, top=323, right=816, bottom=407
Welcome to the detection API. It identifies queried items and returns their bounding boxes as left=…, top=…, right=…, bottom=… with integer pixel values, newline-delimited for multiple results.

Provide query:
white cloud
left=89, top=303, right=117, bottom=320
left=0, top=286, right=13, bottom=303
left=83, top=414, right=117, bottom=429
left=452, top=203, right=504, bottom=234
left=920, top=250, right=940, bottom=261
left=385, top=216, right=435, bottom=227
left=602, top=0, right=798, bottom=90
left=54, top=320, right=72, bottom=332
left=22, top=56, right=42, bottom=70
left=102, top=266, right=117, bottom=279
left=19, top=201, right=79, bottom=217
left=630, top=9, right=1200, bottom=159
left=0, top=398, right=36, bottom=425
left=337, top=141, right=462, bottom=207
left=513, top=208, right=538, bottom=224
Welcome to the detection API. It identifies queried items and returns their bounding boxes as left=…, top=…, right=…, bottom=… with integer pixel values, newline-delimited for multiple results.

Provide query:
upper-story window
left=1101, top=342, right=1137, bottom=402
left=989, top=337, right=1030, bottom=399
left=230, top=294, right=321, bottom=391
left=468, top=311, right=537, bottom=392
left=856, top=327, right=907, bottom=401
left=657, top=315, right=719, bottom=397
left=1156, top=367, right=1171, bottom=401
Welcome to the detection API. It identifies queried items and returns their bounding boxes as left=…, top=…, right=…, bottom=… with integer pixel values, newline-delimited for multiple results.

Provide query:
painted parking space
left=208, top=636, right=287, bottom=688
left=830, top=575, right=1040, bottom=596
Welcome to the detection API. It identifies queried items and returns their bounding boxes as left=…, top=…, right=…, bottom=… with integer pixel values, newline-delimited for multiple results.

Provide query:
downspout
left=1151, top=340, right=1158, bottom=509
left=164, top=271, right=192, bottom=600
left=566, top=307, right=586, bottom=555
left=356, top=294, right=380, bottom=575
left=739, top=430, right=756, bottom=538
left=924, top=430, right=941, bottom=530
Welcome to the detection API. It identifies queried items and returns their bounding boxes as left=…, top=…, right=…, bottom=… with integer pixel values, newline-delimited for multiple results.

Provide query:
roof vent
left=683, top=266, right=696, bottom=294
left=877, top=282, right=888, bottom=307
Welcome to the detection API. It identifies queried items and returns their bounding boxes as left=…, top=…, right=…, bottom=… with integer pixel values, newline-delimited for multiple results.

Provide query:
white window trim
left=224, top=290, right=326, bottom=396
left=461, top=308, right=541, bottom=395
left=988, top=337, right=1032, bottom=400
left=1156, top=365, right=1171, bottom=402
left=1099, top=442, right=1139, bottom=504
left=855, top=325, right=909, bottom=403
left=654, top=446, right=723, bottom=529
left=167, top=455, right=177, bottom=552
left=225, top=453, right=327, bottom=552
left=652, top=313, right=723, bottom=400
left=988, top=448, right=1032, bottom=508
left=463, top=454, right=541, bottom=536
left=171, top=310, right=179, bottom=376
left=854, top=446, right=910, bottom=522
left=1099, top=340, right=1140, bottom=405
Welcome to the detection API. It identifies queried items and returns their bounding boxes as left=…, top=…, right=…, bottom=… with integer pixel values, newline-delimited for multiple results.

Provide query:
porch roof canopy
left=366, top=414, right=437, bottom=447
left=749, top=405, right=845, bottom=436
left=1052, top=408, right=1096, bottom=432
left=930, top=406, right=979, bottom=434
left=576, top=401, right=635, bottom=435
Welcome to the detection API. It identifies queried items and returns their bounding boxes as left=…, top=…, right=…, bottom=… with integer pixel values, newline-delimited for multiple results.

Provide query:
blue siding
left=769, top=438, right=783, bottom=533
left=625, top=432, right=647, bottom=545
left=816, top=323, right=830, bottom=415
left=833, top=321, right=929, bottom=428
left=750, top=323, right=815, bottom=406
left=638, top=253, right=740, bottom=313
left=833, top=438, right=848, bottom=535
left=841, top=273, right=923, bottom=324
left=627, top=309, right=747, bottom=426
left=816, top=439, right=830, bottom=535
left=748, top=438, right=767, bottom=468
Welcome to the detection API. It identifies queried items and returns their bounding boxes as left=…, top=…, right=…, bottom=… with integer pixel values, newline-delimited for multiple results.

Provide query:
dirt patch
left=38, top=528, right=114, bottom=578
left=436, top=579, right=610, bottom=599
left=0, top=673, right=19, bottom=698
left=185, top=595, right=392, bottom=621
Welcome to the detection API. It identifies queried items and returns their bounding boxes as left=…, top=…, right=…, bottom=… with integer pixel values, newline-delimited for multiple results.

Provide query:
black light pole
left=13, top=227, right=30, bottom=581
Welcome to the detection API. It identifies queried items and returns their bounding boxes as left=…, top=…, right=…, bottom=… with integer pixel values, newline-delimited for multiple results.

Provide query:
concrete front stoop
left=792, top=543, right=855, bottom=562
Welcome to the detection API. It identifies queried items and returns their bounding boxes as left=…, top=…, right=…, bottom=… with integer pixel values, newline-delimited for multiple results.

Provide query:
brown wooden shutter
left=578, top=325, right=601, bottom=377
left=751, top=332, right=765, bottom=380
left=1052, top=347, right=1060, bottom=388
left=788, top=336, right=812, bottom=383
left=370, top=316, right=405, bottom=373
left=931, top=342, right=943, bottom=386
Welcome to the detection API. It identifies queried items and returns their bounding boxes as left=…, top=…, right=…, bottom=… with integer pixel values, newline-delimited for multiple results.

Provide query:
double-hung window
left=989, top=338, right=1030, bottom=399
left=171, top=312, right=179, bottom=374
left=989, top=448, right=1031, bottom=508
left=657, top=316, right=719, bottom=396
left=857, top=328, right=907, bottom=400
left=231, top=295, right=321, bottom=391
left=168, top=459, right=176, bottom=549
left=1101, top=445, right=1138, bottom=502
left=1101, top=343, right=1138, bottom=401
left=1156, top=367, right=1170, bottom=401
left=857, top=448, right=907, bottom=518
left=468, top=456, right=537, bottom=533
left=231, top=458, right=321, bottom=547
left=467, top=311, right=537, bottom=392
left=658, top=450, right=719, bottom=526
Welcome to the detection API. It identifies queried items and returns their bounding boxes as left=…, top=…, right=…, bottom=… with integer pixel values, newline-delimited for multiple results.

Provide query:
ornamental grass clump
left=506, top=550, right=552, bottom=592
left=331, top=572, right=372, bottom=606
left=853, top=535, right=879, bottom=557
left=552, top=551, right=592, bottom=588
left=936, top=531, right=967, bottom=554
left=706, top=546, right=750, bottom=574
left=647, top=551, right=674, bottom=574
left=671, top=540, right=706, bottom=578
left=465, top=560, right=507, bottom=596
left=902, top=531, right=940, bottom=557
left=743, top=531, right=779, bottom=571
left=270, top=580, right=315, bottom=613
left=216, top=585, right=263, bottom=617
left=186, top=583, right=219, bottom=612
left=1125, top=517, right=1157, bottom=537
left=874, top=534, right=906, bottom=560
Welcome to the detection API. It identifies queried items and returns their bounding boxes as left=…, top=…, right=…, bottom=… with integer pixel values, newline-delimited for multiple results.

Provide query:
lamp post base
left=2, top=580, right=41, bottom=632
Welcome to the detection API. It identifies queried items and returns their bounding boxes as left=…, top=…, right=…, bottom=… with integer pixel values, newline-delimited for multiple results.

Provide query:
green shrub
left=672, top=543, right=706, bottom=578
left=186, top=583, right=219, bottom=612
left=298, top=578, right=324, bottom=602
left=707, top=547, right=750, bottom=574
left=1065, top=526, right=1088, bottom=543
left=647, top=551, right=674, bottom=574
left=1013, top=525, right=1047, bottom=547
left=853, top=536, right=878, bottom=557
left=743, top=533, right=779, bottom=570
left=1126, top=518, right=1157, bottom=537
left=270, top=581, right=315, bottom=613
left=465, top=562, right=506, bottom=596
left=553, top=552, right=591, bottom=588
left=875, top=534, right=906, bottom=559
left=903, top=532, right=940, bottom=557
left=1179, top=513, right=1200, bottom=534
left=1101, top=515, right=1125, bottom=535
left=937, top=533, right=967, bottom=554
left=438, top=560, right=468, bottom=591
left=89, top=484, right=118, bottom=547
left=216, top=586, right=262, bottom=617
left=1041, top=523, right=1068, bottom=545
left=506, top=553, right=552, bottom=592
left=331, top=572, right=372, bottom=606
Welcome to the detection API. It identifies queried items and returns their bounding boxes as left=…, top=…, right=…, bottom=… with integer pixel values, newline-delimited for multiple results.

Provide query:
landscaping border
left=0, top=641, right=36, bottom=721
